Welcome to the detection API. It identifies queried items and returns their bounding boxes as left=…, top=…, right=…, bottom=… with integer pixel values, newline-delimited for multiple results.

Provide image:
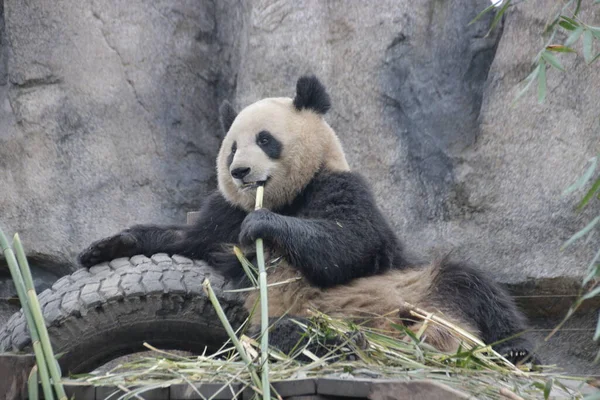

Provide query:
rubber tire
left=0, top=254, right=247, bottom=373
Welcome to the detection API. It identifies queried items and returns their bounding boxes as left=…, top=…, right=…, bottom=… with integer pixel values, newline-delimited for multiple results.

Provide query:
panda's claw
left=499, top=346, right=541, bottom=369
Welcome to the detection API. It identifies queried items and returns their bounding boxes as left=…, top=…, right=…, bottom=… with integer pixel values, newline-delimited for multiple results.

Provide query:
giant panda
left=79, top=75, right=537, bottom=364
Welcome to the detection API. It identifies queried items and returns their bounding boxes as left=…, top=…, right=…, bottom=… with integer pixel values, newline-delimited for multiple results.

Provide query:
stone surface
left=0, top=0, right=599, bottom=375
left=0, top=0, right=240, bottom=259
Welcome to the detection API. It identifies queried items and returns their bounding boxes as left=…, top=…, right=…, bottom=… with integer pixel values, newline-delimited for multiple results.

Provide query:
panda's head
left=216, top=76, right=349, bottom=211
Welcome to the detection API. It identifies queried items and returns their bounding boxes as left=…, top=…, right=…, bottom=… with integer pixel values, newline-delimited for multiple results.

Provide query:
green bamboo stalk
left=28, top=366, right=40, bottom=400
left=201, top=279, right=263, bottom=393
left=0, top=229, right=55, bottom=400
left=254, top=185, right=271, bottom=400
left=13, top=234, right=67, bottom=400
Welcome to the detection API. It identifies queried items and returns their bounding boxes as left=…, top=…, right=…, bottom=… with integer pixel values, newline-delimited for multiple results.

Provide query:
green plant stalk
left=13, top=234, right=67, bottom=400
left=254, top=184, right=271, bottom=400
left=28, top=366, right=40, bottom=400
left=201, top=279, right=263, bottom=393
left=0, top=229, right=55, bottom=400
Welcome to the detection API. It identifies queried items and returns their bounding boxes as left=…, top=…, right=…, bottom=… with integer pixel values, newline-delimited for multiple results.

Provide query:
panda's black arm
left=79, top=192, right=247, bottom=268
left=240, top=172, right=404, bottom=288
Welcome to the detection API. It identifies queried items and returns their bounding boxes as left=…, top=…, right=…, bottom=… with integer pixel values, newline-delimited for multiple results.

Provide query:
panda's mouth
left=240, top=179, right=268, bottom=190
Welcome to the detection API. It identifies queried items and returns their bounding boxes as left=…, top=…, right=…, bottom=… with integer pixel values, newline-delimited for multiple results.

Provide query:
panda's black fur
left=293, top=75, right=332, bottom=114
left=78, top=76, right=538, bottom=365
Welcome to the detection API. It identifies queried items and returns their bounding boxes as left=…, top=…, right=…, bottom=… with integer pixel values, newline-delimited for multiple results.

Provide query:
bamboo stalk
left=13, top=234, right=68, bottom=400
left=28, top=366, right=40, bottom=400
left=201, top=279, right=263, bottom=392
left=0, top=229, right=55, bottom=400
left=254, top=184, right=271, bottom=400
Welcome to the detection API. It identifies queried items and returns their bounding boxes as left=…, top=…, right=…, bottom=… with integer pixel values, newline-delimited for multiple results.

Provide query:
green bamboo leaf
left=581, top=286, right=600, bottom=301
left=538, top=62, right=547, bottom=103
left=513, top=64, right=541, bottom=105
left=541, top=51, right=566, bottom=71
left=561, top=16, right=579, bottom=26
left=577, top=177, right=600, bottom=211
left=546, top=45, right=576, bottom=53
left=468, top=3, right=497, bottom=26
left=584, top=30, right=594, bottom=63
left=562, top=216, right=600, bottom=249
left=544, top=378, right=553, bottom=400
left=594, top=311, right=600, bottom=341
left=233, top=246, right=259, bottom=287
left=487, top=0, right=511, bottom=36
left=532, top=382, right=545, bottom=391
left=559, top=20, right=576, bottom=31
left=564, top=156, right=598, bottom=195
left=565, top=26, right=584, bottom=47
left=595, top=0, right=600, bottom=4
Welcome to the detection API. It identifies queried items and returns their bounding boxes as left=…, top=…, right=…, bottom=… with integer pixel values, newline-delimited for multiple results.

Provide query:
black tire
left=0, top=254, right=247, bottom=373
left=0, top=253, right=78, bottom=300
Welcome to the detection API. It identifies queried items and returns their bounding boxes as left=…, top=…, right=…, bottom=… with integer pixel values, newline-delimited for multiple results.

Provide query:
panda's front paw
left=496, top=342, right=541, bottom=369
left=78, top=230, right=141, bottom=267
left=239, top=209, right=281, bottom=246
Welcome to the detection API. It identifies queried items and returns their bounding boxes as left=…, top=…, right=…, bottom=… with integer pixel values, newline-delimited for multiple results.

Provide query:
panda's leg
left=79, top=193, right=247, bottom=268
left=429, top=262, right=540, bottom=365
left=78, top=224, right=190, bottom=267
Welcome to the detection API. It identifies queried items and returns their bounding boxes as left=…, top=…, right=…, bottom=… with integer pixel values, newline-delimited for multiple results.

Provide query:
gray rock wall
left=0, top=0, right=240, bottom=258
left=0, top=2, right=597, bottom=290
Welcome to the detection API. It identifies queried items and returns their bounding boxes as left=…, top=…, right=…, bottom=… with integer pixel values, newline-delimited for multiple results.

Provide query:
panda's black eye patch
left=256, top=130, right=282, bottom=159
left=227, top=141, right=237, bottom=167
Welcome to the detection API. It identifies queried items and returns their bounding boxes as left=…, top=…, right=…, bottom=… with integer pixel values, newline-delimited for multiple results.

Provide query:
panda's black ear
left=219, top=100, right=238, bottom=136
left=293, top=75, right=331, bottom=115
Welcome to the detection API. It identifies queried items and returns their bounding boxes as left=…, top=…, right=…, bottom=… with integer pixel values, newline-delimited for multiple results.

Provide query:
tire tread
left=0, top=254, right=243, bottom=360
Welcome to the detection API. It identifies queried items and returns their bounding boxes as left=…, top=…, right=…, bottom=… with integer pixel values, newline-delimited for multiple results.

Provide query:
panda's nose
left=231, top=167, right=251, bottom=180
